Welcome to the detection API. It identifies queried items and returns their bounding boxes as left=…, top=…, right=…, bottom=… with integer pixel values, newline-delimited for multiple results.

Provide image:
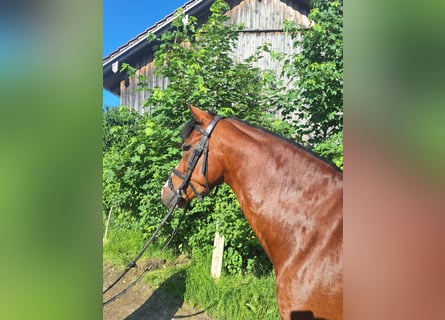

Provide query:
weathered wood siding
left=120, top=0, right=309, bottom=112
left=228, top=0, right=309, bottom=63
left=121, top=58, right=169, bottom=114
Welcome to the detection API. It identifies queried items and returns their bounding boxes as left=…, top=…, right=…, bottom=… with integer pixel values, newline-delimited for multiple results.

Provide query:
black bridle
left=167, top=115, right=224, bottom=203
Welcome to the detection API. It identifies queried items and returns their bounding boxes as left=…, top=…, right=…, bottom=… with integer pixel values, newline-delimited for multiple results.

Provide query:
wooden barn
left=103, top=0, right=311, bottom=113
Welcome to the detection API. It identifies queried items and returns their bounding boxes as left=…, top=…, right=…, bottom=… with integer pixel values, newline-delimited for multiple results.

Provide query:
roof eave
left=103, top=0, right=216, bottom=95
left=103, top=0, right=215, bottom=67
left=103, top=0, right=310, bottom=95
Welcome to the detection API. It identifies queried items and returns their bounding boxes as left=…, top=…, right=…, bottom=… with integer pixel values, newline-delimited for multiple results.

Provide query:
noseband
left=167, top=115, right=223, bottom=203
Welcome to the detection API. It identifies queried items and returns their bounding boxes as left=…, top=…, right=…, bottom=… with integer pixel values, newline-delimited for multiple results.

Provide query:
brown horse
left=161, top=106, right=343, bottom=320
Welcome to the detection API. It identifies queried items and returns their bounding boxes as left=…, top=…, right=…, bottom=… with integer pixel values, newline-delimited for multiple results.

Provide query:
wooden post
left=210, top=231, right=225, bottom=279
left=103, top=206, right=113, bottom=244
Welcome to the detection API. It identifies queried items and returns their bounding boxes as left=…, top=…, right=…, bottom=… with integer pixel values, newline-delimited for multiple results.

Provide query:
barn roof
left=103, top=0, right=309, bottom=96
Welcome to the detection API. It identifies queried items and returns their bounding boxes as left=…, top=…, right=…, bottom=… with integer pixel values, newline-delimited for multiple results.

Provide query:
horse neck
left=215, top=119, right=343, bottom=272
left=217, top=119, right=341, bottom=202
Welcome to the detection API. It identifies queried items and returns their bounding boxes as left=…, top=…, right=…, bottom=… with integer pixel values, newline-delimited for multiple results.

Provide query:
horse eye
left=182, top=144, right=191, bottom=152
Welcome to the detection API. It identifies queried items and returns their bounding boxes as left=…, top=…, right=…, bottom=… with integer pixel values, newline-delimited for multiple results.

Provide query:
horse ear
left=189, top=105, right=213, bottom=125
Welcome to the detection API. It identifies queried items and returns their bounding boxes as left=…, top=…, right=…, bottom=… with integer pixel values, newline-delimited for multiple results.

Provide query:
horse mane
left=231, top=117, right=343, bottom=173
left=180, top=119, right=198, bottom=141
left=180, top=112, right=342, bottom=173
left=180, top=110, right=217, bottom=141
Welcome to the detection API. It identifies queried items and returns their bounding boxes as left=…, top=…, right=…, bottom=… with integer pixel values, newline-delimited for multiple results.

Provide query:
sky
left=103, top=0, right=189, bottom=108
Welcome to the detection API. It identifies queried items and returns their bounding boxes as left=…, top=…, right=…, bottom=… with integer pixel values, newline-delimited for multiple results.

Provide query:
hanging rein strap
left=103, top=203, right=188, bottom=306
left=169, top=115, right=224, bottom=200
left=103, top=198, right=181, bottom=297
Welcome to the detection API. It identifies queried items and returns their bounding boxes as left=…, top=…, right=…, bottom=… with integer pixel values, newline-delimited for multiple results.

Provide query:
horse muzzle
left=161, top=184, right=188, bottom=210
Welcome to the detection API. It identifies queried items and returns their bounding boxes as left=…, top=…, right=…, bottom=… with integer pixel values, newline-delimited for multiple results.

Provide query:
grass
left=103, top=226, right=177, bottom=265
left=184, top=252, right=280, bottom=320
left=103, top=226, right=280, bottom=320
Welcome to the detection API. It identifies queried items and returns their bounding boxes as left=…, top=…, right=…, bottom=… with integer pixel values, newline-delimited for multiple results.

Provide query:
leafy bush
left=103, top=0, right=343, bottom=275
left=278, top=0, right=343, bottom=147
left=314, top=131, right=343, bottom=169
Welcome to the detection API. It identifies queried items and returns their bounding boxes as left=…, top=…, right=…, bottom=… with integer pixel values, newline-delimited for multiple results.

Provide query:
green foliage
left=282, top=0, right=343, bottom=147
left=144, top=0, right=278, bottom=128
left=139, top=0, right=283, bottom=274
left=314, top=131, right=343, bottom=169
left=104, top=1, right=279, bottom=275
left=102, top=105, right=179, bottom=240
left=103, top=106, right=144, bottom=152
left=103, top=0, right=343, bottom=278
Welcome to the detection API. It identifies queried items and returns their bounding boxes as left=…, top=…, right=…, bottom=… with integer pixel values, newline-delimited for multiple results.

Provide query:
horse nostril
left=161, top=187, right=166, bottom=199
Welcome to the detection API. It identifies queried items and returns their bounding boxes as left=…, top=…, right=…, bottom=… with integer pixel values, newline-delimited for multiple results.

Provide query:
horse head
left=161, top=106, right=225, bottom=210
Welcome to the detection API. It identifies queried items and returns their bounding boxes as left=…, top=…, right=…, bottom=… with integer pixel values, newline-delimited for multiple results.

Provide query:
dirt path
left=103, top=261, right=213, bottom=320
